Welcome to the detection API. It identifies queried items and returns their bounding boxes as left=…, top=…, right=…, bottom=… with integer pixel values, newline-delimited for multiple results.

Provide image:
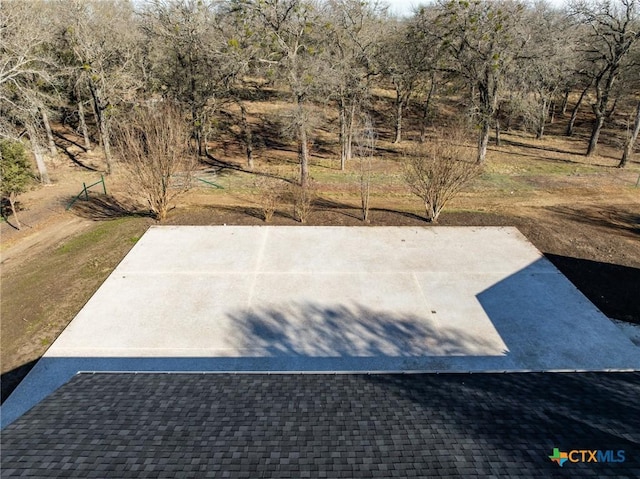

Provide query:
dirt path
left=1, top=167, right=102, bottom=272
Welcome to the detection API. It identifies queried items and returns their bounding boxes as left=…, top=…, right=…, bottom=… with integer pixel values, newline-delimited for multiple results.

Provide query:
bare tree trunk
left=192, top=108, right=204, bottom=156
left=560, top=89, right=570, bottom=116
left=566, top=85, right=589, bottom=137
left=195, top=129, right=203, bottom=156
left=420, top=76, right=436, bottom=143
left=549, top=100, right=556, bottom=124
left=98, top=113, right=113, bottom=172
left=608, top=98, right=618, bottom=118
left=89, top=82, right=113, bottom=173
left=295, top=96, right=310, bottom=187
left=587, top=73, right=616, bottom=157
left=587, top=113, right=604, bottom=156
left=26, top=123, right=50, bottom=184
left=477, top=119, right=490, bottom=164
left=619, top=100, right=640, bottom=168
left=298, top=124, right=309, bottom=187
left=336, top=91, right=357, bottom=169
left=240, top=102, right=253, bottom=170
left=393, top=99, right=403, bottom=144
left=41, top=108, right=57, bottom=157
left=90, top=99, right=102, bottom=147
left=495, top=119, right=501, bottom=147
left=345, top=102, right=356, bottom=165
left=477, top=73, right=497, bottom=163
left=203, top=122, right=211, bottom=157
left=537, top=98, right=548, bottom=140
left=78, top=101, right=91, bottom=151
left=339, top=99, right=347, bottom=170
left=8, top=194, right=21, bottom=230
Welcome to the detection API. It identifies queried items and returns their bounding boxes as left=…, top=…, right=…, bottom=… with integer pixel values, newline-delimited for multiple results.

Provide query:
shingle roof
left=2, top=372, right=639, bottom=478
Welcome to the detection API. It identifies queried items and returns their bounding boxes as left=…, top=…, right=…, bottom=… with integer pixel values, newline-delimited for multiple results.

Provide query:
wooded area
left=1, top=0, right=639, bottom=206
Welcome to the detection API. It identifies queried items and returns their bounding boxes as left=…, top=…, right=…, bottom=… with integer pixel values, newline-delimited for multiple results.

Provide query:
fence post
left=83, top=183, right=88, bottom=200
left=101, top=175, right=107, bottom=194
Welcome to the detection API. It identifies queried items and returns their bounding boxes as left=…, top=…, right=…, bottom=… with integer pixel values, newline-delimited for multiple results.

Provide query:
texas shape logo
left=549, top=448, right=569, bottom=467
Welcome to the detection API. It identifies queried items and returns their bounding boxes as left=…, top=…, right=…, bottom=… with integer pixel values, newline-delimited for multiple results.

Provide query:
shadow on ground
left=69, top=195, right=153, bottom=220
left=226, top=302, right=502, bottom=358
left=547, top=205, right=640, bottom=239
left=1, top=360, right=38, bottom=404
left=545, top=254, right=640, bottom=323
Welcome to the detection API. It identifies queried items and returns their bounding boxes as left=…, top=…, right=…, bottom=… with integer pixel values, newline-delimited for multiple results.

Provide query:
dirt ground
left=1, top=121, right=639, bottom=403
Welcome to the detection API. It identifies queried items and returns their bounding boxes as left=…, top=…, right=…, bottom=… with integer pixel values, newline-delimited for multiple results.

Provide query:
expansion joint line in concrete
left=247, top=229, right=269, bottom=307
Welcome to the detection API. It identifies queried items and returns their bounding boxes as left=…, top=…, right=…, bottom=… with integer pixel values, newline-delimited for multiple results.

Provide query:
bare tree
left=218, top=2, right=267, bottom=169
left=288, top=180, right=316, bottom=223
left=325, top=0, right=383, bottom=168
left=113, top=103, right=196, bottom=221
left=25, top=122, right=50, bottom=184
left=404, top=130, right=481, bottom=223
left=408, top=6, right=444, bottom=143
left=620, top=99, right=640, bottom=167
left=435, top=0, right=528, bottom=164
left=566, top=78, right=592, bottom=136
left=521, top=3, right=576, bottom=140
left=77, top=100, right=92, bottom=151
left=244, top=0, right=329, bottom=187
left=141, top=0, right=226, bottom=157
left=0, top=0, right=58, bottom=183
left=252, top=172, right=284, bottom=222
left=617, top=44, right=640, bottom=167
left=58, top=0, right=142, bottom=173
left=354, top=116, right=376, bottom=222
left=377, top=19, right=430, bottom=144
left=570, top=0, right=640, bottom=156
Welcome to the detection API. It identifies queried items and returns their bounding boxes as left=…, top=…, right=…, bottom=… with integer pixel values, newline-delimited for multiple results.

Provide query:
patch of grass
left=474, top=172, right=534, bottom=193
left=56, top=219, right=128, bottom=255
left=1, top=217, right=152, bottom=376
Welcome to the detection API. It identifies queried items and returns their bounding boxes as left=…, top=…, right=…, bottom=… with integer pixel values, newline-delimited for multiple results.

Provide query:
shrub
left=403, top=131, right=481, bottom=223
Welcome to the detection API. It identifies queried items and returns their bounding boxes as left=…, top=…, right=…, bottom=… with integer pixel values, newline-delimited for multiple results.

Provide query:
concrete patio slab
left=2, top=226, right=639, bottom=428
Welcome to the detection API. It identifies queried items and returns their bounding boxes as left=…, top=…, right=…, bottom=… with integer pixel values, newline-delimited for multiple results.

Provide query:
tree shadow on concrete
left=227, top=302, right=502, bottom=359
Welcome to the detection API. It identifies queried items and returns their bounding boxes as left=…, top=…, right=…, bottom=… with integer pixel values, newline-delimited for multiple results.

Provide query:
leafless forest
left=1, top=0, right=639, bottom=212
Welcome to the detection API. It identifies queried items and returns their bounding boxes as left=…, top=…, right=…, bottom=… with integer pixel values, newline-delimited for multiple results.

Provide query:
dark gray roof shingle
left=2, top=372, right=639, bottom=478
